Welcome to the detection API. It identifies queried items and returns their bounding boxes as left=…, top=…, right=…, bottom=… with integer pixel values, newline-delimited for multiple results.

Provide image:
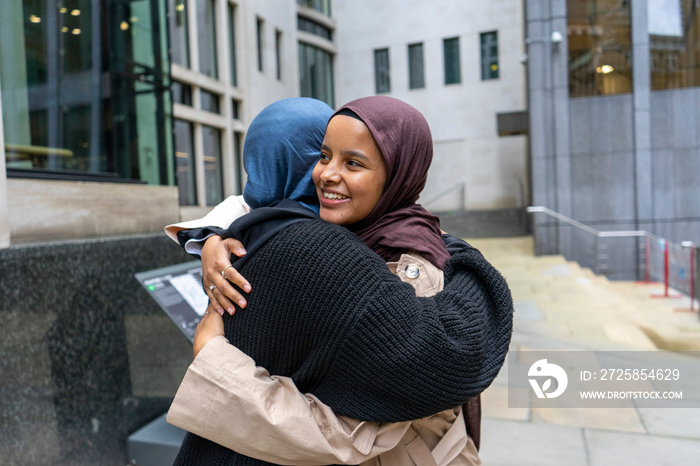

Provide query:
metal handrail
left=526, top=206, right=648, bottom=238
left=527, top=205, right=696, bottom=310
left=423, top=182, right=465, bottom=211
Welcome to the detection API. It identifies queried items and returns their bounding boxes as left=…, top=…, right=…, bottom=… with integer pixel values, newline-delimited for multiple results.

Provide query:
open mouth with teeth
left=323, top=192, right=349, bottom=201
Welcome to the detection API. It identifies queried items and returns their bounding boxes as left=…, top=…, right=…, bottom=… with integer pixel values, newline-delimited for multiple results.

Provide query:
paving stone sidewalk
left=467, top=237, right=700, bottom=466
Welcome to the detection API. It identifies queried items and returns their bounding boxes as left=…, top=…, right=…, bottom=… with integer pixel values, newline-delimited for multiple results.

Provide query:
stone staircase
left=466, top=236, right=700, bottom=353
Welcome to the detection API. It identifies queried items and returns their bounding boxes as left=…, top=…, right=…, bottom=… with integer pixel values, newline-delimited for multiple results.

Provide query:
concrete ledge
left=8, top=179, right=179, bottom=244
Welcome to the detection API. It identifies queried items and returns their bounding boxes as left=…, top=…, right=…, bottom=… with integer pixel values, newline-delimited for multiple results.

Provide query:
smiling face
left=312, top=115, right=387, bottom=226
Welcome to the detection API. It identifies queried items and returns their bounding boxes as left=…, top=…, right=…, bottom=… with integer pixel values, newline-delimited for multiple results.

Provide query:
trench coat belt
left=405, top=408, right=468, bottom=466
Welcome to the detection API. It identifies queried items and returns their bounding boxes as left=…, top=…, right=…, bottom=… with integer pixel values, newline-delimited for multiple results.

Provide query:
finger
left=203, top=285, right=225, bottom=316
left=222, top=266, right=252, bottom=294
left=208, top=302, right=223, bottom=317
left=210, top=286, right=239, bottom=315
left=223, top=238, right=247, bottom=258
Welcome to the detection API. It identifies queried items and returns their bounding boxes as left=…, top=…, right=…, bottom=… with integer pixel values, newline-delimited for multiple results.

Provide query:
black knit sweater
left=174, top=216, right=513, bottom=466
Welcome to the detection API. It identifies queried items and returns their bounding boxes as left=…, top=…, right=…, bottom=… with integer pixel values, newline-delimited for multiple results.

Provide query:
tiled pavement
left=466, top=237, right=700, bottom=465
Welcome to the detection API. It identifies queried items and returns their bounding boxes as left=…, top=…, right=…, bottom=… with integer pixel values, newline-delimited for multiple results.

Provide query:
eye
left=347, top=159, right=364, bottom=168
left=319, top=152, right=330, bottom=163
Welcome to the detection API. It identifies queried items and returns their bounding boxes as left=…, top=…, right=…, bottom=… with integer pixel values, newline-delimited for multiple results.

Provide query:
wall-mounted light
left=59, top=7, right=67, bottom=14
left=72, top=28, right=81, bottom=35
left=596, top=65, right=614, bottom=74
left=525, top=31, right=564, bottom=45
left=71, top=9, right=80, bottom=16
left=61, top=26, right=68, bottom=33
left=120, top=21, right=130, bottom=31
left=29, top=15, right=41, bottom=23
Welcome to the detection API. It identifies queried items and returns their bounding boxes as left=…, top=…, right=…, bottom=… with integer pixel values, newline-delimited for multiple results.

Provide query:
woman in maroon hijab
left=169, top=96, right=494, bottom=465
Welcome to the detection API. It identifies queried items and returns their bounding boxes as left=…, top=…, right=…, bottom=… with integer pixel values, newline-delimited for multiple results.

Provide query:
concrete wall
left=0, top=234, right=192, bottom=465
left=649, top=89, right=700, bottom=243
left=6, top=179, right=180, bottom=244
left=333, top=0, right=528, bottom=211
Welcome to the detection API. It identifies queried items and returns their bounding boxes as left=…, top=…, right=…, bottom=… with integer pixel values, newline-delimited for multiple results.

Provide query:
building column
left=0, top=79, right=10, bottom=249
left=526, top=0, right=572, bottom=255
left=631, top=0, right=653, bottom=228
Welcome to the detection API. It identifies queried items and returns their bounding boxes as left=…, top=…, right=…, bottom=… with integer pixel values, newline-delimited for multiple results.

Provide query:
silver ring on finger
left=209, top=285, right=217, bottom=291
left=221, top=265, right=234, bottom=280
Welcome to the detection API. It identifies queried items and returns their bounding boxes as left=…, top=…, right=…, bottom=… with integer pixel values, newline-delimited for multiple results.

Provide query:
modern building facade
left=527, top=0, right=700, bottom=278
left=333, top=0, right=528, bottom=212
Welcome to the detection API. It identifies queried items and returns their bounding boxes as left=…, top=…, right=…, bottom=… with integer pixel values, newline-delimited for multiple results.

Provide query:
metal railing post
left=663, top=240, right=670, bottom=298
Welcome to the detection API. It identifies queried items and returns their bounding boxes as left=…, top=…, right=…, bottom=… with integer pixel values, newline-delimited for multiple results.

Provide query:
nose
left=319, top=159, right=341, bottom=183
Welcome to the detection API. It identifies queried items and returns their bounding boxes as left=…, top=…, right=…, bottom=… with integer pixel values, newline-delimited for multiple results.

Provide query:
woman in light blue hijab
left=241, top=97, right=333, bottom=214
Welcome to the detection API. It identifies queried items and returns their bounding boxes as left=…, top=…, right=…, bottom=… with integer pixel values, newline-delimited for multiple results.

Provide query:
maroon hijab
left=332, top=96, right=449, bottom=269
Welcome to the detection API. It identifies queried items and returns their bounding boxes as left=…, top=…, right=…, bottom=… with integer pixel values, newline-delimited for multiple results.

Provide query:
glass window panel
left=408, top=43, right=425, bottom=89
left=200, top=89, right=220, bottom=114
left=444, top=37, right=461, bottom=84
left=374, top=48, right=391, bottom=93
left=233, top=131, right=243, bottom=194
left=174, top=119, right=196, bottom=205
left=197, top=0, right=218, bottom=78
left=297, top=0, right=331, bottom=16
left=649, top=0, right=700, bottom=90
left=1, top=0, right=172, bottom=183
left=232, top=99, right=240, bottom=119
left=568, top=0, right=632, bottom=97
left=298, top=42, right=334, bottom=107
left=480, top=31, right=499, bottom=80
left=297, top=16, right=332, bottom=40
left=169, top=0, right=190, bottom=68
left=202, top=125, right=223, bottom=205
left=228, top=3, right=237, bottom=86
left=172, top=81, right=192, bottom=105
left=256, top=17, right=264, bottom=72
left=276, top=29, right=282, bottom=80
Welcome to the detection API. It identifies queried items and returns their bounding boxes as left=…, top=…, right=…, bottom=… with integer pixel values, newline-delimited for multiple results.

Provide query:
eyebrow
left=321, top=144, right=370, bottom=162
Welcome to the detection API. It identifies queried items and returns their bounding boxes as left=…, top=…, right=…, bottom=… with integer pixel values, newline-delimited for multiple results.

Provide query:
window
left=169, top=0, right=190, bottom=67
left=1, top=0, right=173, bottom=184
left=374, top=48, right=391, bottom=93
left=233, top=131, right=244, bottom=194
left=648, top=0, right=698, bottom=90
left=200, top=89, right=220, bottom=114
left=408, top=43, right=425, bottom=89
left=256, top=17, right=264, bottom=72
left=172, top=81, right=192, bottom=105
left=443, top=37, right=461, bottom=84
left=568, top=0, right=632, bottom=96
left=174, top=120, right=196, bottom=205
left=297, top=16, right=332, bottom=40
left=228, top=3, right=237, bottom=86
left=197, top=0, right=218, bottom=78
left=297, top=0, right=331, bottom=16
left=480, top=31, right=499, bottom=80
left=276, top=29, right=283, bottom=80
left=232, top=99, right=240, bottom=120
left=298, top=42, right=334, bottom=107
left=202, top=125, right=223, bottom=205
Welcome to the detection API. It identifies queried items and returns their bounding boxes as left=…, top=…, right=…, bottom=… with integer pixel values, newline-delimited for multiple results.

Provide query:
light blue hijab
left=242, top=97, right=334, bottom=214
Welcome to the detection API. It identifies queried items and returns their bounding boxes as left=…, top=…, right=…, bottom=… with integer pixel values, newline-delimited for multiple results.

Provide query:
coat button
left=404, top=264, right=420, bottom=279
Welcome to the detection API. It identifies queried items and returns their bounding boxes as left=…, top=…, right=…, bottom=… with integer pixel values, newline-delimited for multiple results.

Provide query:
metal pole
left=691, top=246, right=696, bottom=312
left=645, top=235, right=650, bottom=282
left=663, top=240, right=670, bottom=298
